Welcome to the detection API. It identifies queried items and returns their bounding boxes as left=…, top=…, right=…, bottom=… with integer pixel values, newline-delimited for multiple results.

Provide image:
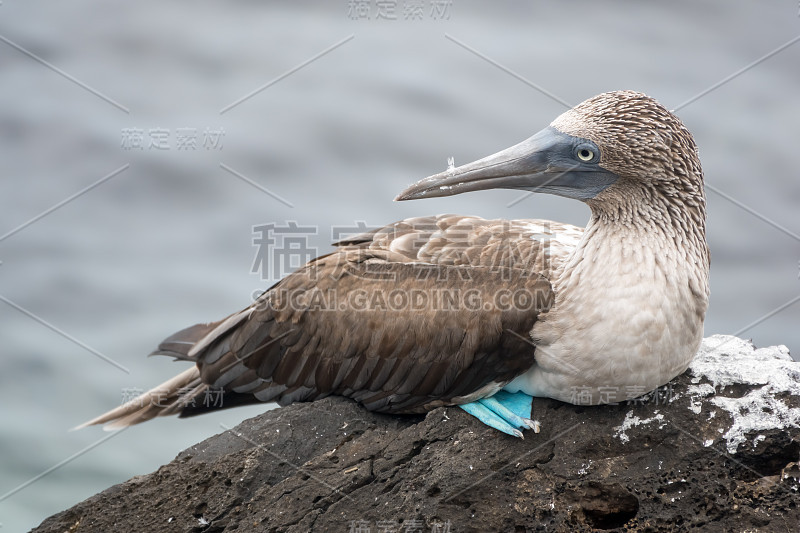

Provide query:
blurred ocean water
left=1, top=1, right=799, bottom=530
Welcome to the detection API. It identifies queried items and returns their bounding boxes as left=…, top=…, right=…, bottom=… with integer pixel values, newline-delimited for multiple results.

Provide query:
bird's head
left=396, top=90, right=705, bottom=223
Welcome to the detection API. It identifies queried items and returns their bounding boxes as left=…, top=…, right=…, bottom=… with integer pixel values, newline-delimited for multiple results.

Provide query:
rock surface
left=33, top=336, right=800, bottom=532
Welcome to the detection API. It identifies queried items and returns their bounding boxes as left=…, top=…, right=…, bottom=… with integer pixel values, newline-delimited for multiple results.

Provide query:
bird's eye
left=576, top=147, right=595, bottom=162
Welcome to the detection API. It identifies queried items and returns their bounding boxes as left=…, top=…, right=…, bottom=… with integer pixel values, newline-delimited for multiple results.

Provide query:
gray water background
left=1, top=1, right=799, bottom=530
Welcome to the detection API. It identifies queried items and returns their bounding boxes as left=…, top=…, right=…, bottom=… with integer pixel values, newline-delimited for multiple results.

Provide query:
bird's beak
left=395, top=126, right=617, bottom=202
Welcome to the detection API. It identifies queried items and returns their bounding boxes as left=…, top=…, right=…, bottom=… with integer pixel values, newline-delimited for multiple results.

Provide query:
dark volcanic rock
left=33, top=336, right=800, bottom=532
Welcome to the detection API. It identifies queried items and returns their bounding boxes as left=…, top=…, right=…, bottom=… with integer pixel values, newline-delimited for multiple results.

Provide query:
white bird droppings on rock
left=687, top=335, right=799, bottom=453
left=614, top=410, right=666, bottom=444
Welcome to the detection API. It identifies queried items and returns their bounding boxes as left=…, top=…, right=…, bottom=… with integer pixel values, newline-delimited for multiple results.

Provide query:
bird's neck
left=558, top=185, right=709, bottom=302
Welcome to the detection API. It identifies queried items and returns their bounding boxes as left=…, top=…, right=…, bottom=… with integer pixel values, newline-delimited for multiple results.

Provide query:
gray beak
left=395, top=126, right=617, bottom=202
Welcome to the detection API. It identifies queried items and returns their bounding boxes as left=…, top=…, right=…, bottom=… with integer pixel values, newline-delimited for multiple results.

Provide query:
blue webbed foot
left=458, top=391, right=539, bottom=438
left=492, top=391, right=536, bottom=421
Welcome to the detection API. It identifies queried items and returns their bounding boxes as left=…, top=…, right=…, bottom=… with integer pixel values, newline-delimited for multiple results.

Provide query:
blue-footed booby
left=79, top=90, right=709, bottom=438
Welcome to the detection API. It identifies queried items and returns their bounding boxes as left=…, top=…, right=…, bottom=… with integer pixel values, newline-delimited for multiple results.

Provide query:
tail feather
left=74, top=367, right=205, bottom=430
left=78, top=313, right=256, bottom=430
left=186, top=310, right=250, bottom=360
left=149, top=320, right=228, bottom=360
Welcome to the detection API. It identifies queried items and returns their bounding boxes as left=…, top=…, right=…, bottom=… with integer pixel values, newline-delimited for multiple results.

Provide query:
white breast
left=504, top=219, right=709, bottom=405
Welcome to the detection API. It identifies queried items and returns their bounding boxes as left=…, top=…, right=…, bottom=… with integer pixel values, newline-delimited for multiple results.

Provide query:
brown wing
left=195, top=250, right=552, bottom=414
left=79, top=215, right=571, bottom=428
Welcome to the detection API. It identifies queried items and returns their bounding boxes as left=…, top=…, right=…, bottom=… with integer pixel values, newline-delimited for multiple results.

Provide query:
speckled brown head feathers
left=551, top=91, right=702, bottom=184
left=552, top=91, right=706, bottom=235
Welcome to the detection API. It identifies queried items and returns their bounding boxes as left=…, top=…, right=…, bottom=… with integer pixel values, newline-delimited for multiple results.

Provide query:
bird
left=79, top=90, right=709, bottom=438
